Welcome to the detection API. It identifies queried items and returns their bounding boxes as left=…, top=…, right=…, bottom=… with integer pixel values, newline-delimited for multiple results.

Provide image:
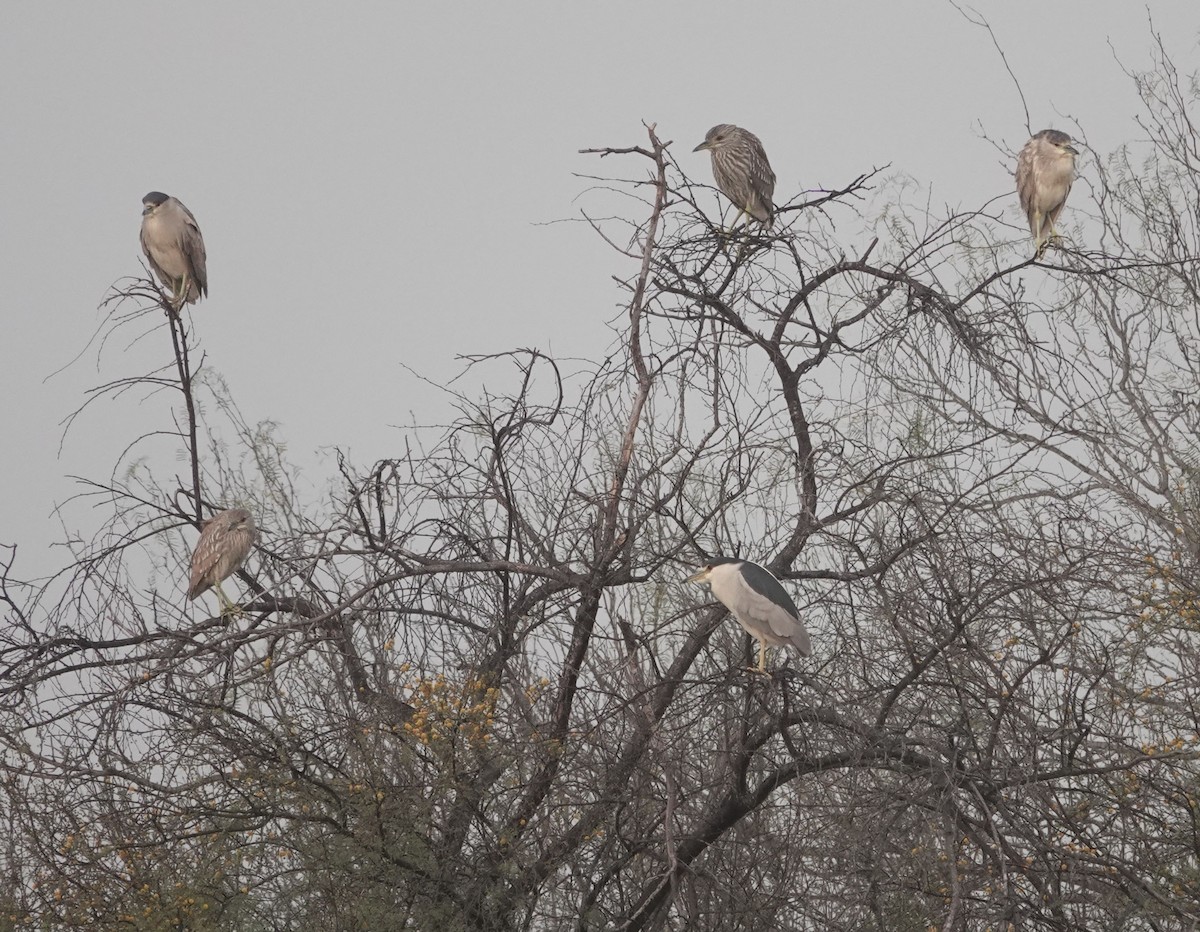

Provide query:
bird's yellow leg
left=1031, top=212, right=1049, bottom=259
left=175, top=274, right=190, bottom=309
left=730, top=207, right=758, bottom=261
left=213, top=579, right=243, bottom=618
left=722, top=207, right=748, bottom=237
left=743, top=639, right=770, bottom=675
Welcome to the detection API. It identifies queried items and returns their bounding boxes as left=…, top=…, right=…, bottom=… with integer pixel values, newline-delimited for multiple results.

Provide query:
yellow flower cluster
left=1138, top=553, right=1200, bottom=629
left=401, top=674, right=499, bottom=748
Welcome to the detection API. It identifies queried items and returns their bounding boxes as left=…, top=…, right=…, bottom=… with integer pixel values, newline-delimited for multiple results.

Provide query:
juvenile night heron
left=687, top=557, right=811, bottom=673
left=1015, top=130, right=1079, bottom=258
left=693, top=124, right=776, bottom=231
left=187, top=509, right=257, bottom=615
left=140, top=192, right=208, bottom=307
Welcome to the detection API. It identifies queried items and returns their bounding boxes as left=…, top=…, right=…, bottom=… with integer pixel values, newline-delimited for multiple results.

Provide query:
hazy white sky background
left=1, top=2, right=1196, bottom=583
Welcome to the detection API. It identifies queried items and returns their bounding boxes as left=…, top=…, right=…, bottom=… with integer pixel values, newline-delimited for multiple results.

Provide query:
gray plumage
left=693, top=124, right=776, bottom=227
left=687, top=557, right=811, bottom=671
left=140, top=191, right=208, bottom=305
left=1015, top=130, right=1079, bottom=258
left=187, top=509, right=256, bottom=603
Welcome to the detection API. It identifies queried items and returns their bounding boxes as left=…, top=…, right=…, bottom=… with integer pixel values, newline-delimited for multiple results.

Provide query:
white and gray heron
left=687, top=557, right=811, bottom=673
left=141, top=191, right=208, bottom=307
left=1015, top=130, right=1079, bottom=258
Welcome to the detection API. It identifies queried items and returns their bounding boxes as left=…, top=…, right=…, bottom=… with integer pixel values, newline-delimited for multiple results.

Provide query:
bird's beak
left=692, top=141, right=710, bottom=153
left=1065, top=144, right=1079, bottom=156
left=685, top=568, right=710, bottom=584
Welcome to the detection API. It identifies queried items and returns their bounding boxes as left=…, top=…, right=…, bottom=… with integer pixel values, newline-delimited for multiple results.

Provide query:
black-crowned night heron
left=1015, top=130, right=1079, bottom=258
left=693, top=124, right=776, bottom=231
left=187, top=509, right=257, bottom=615
left=687, top=557, right=811, bottom=673
left=140, top=192, right=208, bottom=307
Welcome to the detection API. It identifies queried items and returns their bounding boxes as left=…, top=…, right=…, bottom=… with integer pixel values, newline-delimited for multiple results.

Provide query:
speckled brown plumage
left=187, top=508, right=257, bottom=601
left=693, top=124, right=777, bottom=227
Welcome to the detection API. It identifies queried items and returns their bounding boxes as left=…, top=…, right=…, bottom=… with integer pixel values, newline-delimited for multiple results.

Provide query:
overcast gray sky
left=1, top=1, right=1196, bottom=581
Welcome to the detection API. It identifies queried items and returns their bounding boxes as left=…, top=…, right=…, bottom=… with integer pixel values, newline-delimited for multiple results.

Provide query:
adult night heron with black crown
left=687, top=557, right=811, bottom=673
left=140, top=191, right=208, bottom=308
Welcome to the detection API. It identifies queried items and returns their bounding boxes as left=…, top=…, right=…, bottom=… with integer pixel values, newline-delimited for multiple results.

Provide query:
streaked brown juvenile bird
left=1015, top=130, right=1079, bottom=258
left=187, top=508, right=257, bottom=615
left=140, top=191, right=208, bottom=308
left=693, top=124, right=777, bottom=230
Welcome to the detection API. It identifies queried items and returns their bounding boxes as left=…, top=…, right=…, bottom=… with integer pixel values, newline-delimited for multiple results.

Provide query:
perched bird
left=187, top=509, right=257, bottom=615
left=140, top=192, right=208, bottom=307
left=693, top=124, right=777, bottom=230
left=687, top=557, right=811, bottom=673
left=1015, top=130, right=1079, bottom=258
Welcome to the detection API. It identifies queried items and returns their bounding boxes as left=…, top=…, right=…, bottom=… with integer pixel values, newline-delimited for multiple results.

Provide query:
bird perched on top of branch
left=693, top=124, right=777, bottom=231
left=187, top=508, right=257, bottom=615
left=687, top=557, right=810, bottom=673
left=141, top=191, right=208, bottom=308
left=1015, top=130, right=1079, bottom=259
